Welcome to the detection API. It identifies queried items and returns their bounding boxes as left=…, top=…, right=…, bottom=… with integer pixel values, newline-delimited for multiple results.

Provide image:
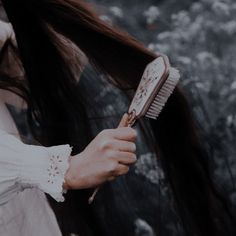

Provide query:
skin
left=0, top=23, right=137, bottom=191
left=64, top=114, right=137, bottom=189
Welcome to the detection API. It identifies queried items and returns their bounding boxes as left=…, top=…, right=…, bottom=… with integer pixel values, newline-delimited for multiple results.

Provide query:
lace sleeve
left=0, top=130, right=72, bottom=204
left=20, top=144, right=72, bottom=202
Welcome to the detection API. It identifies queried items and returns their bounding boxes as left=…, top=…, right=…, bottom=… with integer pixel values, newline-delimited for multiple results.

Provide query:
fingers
left=113, top=127, right=137, bottom=142
left=115, top=164, right=130, bottom=176
left=107, top=163, right=130, bottom=182
left=107, top=176, right=116, bottom=182
left=118, top=113, right=129, bottom=128
left=113, top=140, right=136, bottom=153
left=105, top=149, right=137, bottom=165
left=114, top=151, right=137, bottom=165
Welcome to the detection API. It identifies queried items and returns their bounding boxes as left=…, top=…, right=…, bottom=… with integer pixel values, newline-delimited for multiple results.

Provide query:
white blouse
left=0, top=89, right=72, bottom=235
left=0, top=22, right=71, bottom=235
left=0, top=129, right=72, bottom=205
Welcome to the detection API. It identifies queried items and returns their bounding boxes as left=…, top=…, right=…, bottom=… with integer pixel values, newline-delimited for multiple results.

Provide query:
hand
left=64, top=115, right=137, bottom=189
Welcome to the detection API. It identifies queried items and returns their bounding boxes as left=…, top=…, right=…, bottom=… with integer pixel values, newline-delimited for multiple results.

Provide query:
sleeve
left=0, top=129, right=72, bottom=205
left=0, top=20, right=15, bottom=49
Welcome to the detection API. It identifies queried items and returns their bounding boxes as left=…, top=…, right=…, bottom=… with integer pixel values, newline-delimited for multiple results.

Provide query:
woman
left=0, top=19, right=137, bottom=236
left=0, top=0, right=235, bottom=235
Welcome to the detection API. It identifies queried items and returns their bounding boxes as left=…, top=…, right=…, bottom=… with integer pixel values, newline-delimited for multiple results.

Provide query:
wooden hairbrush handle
left=88, top=56, right=180, bottom=204
left=88, top=113, right=134, bottom=204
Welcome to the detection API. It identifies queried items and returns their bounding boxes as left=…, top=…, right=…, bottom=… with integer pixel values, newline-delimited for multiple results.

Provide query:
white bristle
left=146, top=67, right=180, bottom=120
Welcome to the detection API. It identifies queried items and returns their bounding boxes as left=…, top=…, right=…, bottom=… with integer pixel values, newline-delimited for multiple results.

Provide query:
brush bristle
left=146, top=67, right=180, bottom=119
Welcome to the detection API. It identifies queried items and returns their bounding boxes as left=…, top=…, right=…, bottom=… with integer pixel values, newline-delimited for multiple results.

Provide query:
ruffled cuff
left=19, top=144, right=72, bottom=202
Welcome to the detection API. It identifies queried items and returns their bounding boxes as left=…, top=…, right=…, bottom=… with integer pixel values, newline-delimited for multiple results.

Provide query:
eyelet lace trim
left=43, top=145, right=72, bottom=201
left=47, top=155, right=64, bottom=184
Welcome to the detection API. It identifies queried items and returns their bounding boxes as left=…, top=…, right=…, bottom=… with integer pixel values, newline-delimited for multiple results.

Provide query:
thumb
left=118, top=113, right=129, bottom=128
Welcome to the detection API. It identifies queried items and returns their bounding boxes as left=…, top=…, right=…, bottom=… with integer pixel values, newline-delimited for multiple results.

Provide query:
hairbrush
left=88, top=54, right=180, bottom=204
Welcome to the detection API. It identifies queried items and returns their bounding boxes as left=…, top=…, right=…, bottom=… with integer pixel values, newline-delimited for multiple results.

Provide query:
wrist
left=63, top=155, right=74, bottom=189
left=64, top=153, right=83, bottom=190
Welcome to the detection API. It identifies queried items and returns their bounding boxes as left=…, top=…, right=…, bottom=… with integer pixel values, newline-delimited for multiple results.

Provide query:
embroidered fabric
left=20, top=144, right=72, bottom=202
left=0, top=129, right=72, bottom=203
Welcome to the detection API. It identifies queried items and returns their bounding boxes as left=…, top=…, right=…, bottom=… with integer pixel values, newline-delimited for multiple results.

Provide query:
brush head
left=146, top=67, right=180, bottom=119
left=88, top=55, right=180, bottom=204
left=127, top=55, right=180, bottom=125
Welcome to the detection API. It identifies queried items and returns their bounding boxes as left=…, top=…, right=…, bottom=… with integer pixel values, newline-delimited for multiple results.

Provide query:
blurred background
left=0, top=0, right=236, bottom=211
left=86, top=0, right=236, bottom=204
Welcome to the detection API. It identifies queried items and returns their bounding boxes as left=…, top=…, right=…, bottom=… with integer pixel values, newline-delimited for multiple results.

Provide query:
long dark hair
left=1, top=0, right=235, bottom=235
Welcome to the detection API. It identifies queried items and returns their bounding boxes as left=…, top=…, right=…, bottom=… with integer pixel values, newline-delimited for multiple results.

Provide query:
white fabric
left=0, top=129, right=72, bottom=204
left=0, top=89, right=72, bottom=203
left=0, top=22, right=70, bottom=234
left=0, top=21, right=15, bottom=49
left=0, top=88, right=71, bottom=235
left=0, top=189, right=63, bottom=236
